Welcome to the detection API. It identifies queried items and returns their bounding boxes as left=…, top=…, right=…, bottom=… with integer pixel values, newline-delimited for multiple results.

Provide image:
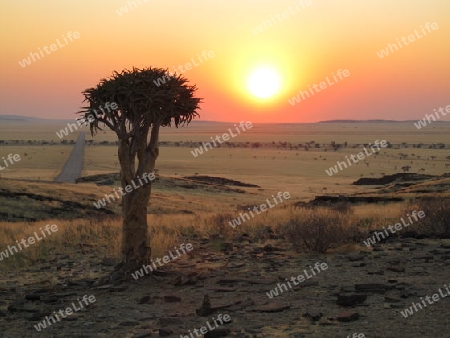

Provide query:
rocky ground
left=0, top=235, right=449, bottom=338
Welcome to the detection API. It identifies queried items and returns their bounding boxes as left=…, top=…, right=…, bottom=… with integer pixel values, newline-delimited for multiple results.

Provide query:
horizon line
left=1, top=114, right=449, bottom=124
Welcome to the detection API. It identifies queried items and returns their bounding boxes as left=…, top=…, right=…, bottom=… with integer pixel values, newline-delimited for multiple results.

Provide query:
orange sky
left=1, top=0, right=449, bottom=123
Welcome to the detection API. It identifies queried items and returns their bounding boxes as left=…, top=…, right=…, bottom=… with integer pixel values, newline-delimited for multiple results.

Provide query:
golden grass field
left=0, top=119, right=449, bottom=270
left=1, top=120, right=449, bottom=187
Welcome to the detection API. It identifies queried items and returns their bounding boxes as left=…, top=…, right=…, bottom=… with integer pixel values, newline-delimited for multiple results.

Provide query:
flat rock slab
left=387, top=266, right=406, bottom=272
left=217, top=277, right=277, bottom=285
left=164, top=295, right=182, bottom=303
left=336, top=294, right=367, bottom=307
left=132, top=331, right=153, bottom=338
left=336, top=311, right=360, bottom=322
left=302, top=311, right=323, bottom=321
left=204, top=329, right=231, bottom=338
left=207, top=287, right=237, bottom=292
left=8, top=302, right=43, bottom=313
left=355, top=283, right=387, bottom=293
left=251, top=303, right=290, bottom=313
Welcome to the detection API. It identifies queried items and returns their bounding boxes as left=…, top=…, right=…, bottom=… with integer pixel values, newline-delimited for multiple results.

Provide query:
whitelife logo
left=414, top=104, right=450, bottom=130
left=401, top=284, right=450, bottom=318
left=251, top=0, right=312, bottom=35
left=325, top=140, right=388, bottom=176
left=190, top=121, right=253, bottom=157
left=18, top=31, right=80, bottom=68
left=34, top=295, right=96, bottom=331
left=229, top=192, right=290, bottom=228
left=56, top=102, right=118, bottom=139
left=93, top=172, right=156, bottom=209
left=0, top=224, right=58, bottom=262
left=0, top=153, right=21, bottom=171
left=116, top=0, right=149, bottom=16
left=266, top=262, right=328, bottom=299
left=363, top=210, right=425, bottom=247
left=131, top=243, right=193, bottom=280
left=153, top=50, right=215, bottom=87
left=377, top=22, right=438, bottom=59
left=288, top=69, right=350, bottom=106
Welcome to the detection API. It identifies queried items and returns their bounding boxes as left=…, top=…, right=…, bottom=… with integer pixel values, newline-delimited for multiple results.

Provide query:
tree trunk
left=116, top=123, right=160, bottom=272
left=121, top=179, right=152, bottom=270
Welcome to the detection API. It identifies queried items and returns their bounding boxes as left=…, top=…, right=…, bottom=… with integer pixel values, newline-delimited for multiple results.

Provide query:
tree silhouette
left=79, top=67, right=201, bottom=272
left=401, top=165, right=411, bottom=173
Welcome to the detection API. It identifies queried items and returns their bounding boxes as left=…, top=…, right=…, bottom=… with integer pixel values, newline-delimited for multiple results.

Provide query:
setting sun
left=247, top=67, right=281, bottom=99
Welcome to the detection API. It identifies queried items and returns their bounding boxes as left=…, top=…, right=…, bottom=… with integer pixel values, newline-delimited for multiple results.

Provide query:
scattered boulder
left=164, top=295, right=181, bottom=303
left=204, top=329, right=231, bottom=338
left=302, top=311, right=323, bottom=321
left=355, top=283, right=388, bottom=294
left=252, top=303, right=290, bottom=313
left=158, top=328, right=173, bottom=336
left=336, top=311, right=360, bottom=322
left=336, top=294, right=367, bottom=307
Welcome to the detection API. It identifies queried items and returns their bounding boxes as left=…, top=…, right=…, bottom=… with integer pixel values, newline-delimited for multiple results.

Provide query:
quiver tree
left=79, top=67, right=201, bottom=271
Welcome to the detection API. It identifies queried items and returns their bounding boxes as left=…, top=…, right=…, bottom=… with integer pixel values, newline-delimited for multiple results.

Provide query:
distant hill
left=0, top=115, right=71, bottom=123
left=0, top=114, right=43, bottom=121
left=1, top=115, right=447, bottom=124
left=319, top=119, right=415, bottom=123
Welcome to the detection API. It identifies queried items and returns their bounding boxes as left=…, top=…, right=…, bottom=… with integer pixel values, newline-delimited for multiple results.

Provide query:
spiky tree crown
left=79, top=67, right=201, bottom=138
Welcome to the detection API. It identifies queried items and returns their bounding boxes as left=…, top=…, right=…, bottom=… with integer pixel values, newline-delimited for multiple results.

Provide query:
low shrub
left=283, top=207, right=362, bottom=253
left=405, top=197, right=450, bottom=238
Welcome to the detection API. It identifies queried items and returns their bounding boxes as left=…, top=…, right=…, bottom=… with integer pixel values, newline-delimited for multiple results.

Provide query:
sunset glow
left=0, top=0, right=449, bottom=123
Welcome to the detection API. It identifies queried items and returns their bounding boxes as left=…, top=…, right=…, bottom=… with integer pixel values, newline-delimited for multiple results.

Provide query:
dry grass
left=283, top=207, right=363, bottom=253
left=0, top=217, right=112, bottom=271
left=401, top=196, right=450, bottom=237
left=353, top=203, right=405, bottom=230
left=1, top=193, right=449, bottom=270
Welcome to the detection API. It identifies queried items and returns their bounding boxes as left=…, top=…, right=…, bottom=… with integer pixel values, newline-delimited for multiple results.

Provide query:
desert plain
left=0, top=118, right=449, bottom=338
